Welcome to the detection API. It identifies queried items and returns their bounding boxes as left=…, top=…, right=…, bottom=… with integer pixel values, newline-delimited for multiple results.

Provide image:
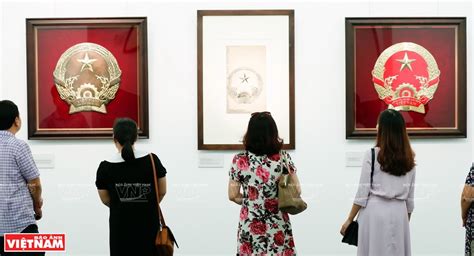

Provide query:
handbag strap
left=150, top=154, right=166, bottom=227
left=370, top=148, right=375, bottom=188
left=280, top=151, right=290, bottom=174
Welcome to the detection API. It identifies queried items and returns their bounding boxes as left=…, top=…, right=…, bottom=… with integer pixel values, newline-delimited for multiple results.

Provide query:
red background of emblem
left=354, top=26, right=456, bottom=129
left=36, top=27, right=139, bottom=129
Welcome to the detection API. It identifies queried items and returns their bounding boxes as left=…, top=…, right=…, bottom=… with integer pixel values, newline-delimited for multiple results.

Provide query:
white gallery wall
left=0, top=0, right=472, bottom=255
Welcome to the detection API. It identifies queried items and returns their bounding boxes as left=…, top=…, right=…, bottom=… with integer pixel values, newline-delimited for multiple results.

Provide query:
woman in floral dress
left=228, top=112, right=300, bottom=256
left=462, top=165, right=474, bottom=255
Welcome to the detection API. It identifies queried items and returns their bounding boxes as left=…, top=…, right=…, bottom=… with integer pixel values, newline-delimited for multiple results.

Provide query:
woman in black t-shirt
left=95, top=118, right=167, bottom=256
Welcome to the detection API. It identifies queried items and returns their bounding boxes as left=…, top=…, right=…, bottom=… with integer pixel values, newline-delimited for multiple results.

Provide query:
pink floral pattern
left=230, top=151, right=297, bottom=255
left=240, top=207, right=249, bottom=221
left=256, top=166, right=270, bottom=183
left=237, top=155, right=250, bottom=171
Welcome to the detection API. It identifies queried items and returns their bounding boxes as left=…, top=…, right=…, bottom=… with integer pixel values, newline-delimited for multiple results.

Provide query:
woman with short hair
left=340, top=109, right=416, bottom=256
left=95, top=118, right=167, bottom=256
left=228, top=112, right=300, bottom=255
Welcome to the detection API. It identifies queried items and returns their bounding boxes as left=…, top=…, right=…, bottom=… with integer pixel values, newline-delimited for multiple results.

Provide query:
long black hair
left=113, top=118, right=138, bottom=162
left=376, top=109, right=415, bottom=176
left=243, top=112, right=283, bottom=156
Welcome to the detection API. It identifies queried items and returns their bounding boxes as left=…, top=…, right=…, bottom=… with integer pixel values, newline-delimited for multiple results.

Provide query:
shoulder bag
left=150, top=154, right=178, bottom=255
left=278, top=151, right=307, bottom=215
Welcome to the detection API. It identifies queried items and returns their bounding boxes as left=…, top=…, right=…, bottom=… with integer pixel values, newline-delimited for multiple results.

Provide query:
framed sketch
left=26, top=17, right=148, bottom=139
left=198, top=10, right=295, bottom=150
left=346, top=17, right=466, bottom=139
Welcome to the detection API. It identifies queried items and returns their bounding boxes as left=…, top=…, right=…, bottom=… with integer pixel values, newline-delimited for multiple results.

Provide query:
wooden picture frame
left=346, top=17, right=466, bottom=138
left=197, top=10, right=295, bottom=149
left=26, top=17, right=149, bottom=139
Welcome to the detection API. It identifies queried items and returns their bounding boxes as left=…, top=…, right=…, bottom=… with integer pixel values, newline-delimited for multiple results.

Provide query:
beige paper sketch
left=226, top=45, right=266, bottom=113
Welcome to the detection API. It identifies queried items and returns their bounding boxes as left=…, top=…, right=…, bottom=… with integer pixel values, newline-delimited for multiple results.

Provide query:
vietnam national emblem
left=53, top=43, right=122, bottom=114
left=371, top=42, right=440, bottom=114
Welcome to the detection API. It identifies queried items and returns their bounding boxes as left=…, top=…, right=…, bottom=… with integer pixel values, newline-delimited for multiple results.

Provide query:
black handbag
left=342, top=148, right=375, bottom=246
left=341, top=221, right=358, bottom=246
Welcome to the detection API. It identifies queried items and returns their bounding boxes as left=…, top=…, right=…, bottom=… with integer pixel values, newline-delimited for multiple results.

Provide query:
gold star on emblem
left=77, top=53, right=97, bottom=72
left=396, top=52, right=416, bottom=71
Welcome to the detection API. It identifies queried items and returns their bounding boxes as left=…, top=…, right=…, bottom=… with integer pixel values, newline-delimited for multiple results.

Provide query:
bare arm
left=157, top=177, right=167, bottom=203
left=27, top=177, right=43, bottom=220
left=347, top=204, right=362, bottom=222
left=341, top=150, right=371, bottom=235
left=98, top=190, right=111, bottom=207
left=461, top=185, right=474, bottom=226
left=228, top=179, right=243, bottom=205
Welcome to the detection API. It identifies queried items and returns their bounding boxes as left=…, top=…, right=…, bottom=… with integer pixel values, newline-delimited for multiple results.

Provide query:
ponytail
left=121, top=141, right=136, bottom=162
left=113, top=118, right=138, bottom=162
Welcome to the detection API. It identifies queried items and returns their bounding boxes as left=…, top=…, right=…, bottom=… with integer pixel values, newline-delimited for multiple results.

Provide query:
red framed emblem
left=26, top=17, right=148, bottom=139
left=346, top=18, right=466, bottom=138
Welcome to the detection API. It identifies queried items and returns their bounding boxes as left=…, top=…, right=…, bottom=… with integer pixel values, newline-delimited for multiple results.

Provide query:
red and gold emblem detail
left=53, top=43, right=122, bottom=114
left=371, top=42, right=440, bottom=114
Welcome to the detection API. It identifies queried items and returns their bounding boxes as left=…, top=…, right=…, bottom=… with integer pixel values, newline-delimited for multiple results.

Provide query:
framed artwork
left=26, top=17, right=148, bottom=139
left=198, top=10, right=295, bottom=150
left=346, top=17, right=466, bottom=138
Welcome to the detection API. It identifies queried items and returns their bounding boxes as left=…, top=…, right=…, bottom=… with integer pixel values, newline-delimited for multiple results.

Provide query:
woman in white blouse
left=340, top=109, right=416, bottom=256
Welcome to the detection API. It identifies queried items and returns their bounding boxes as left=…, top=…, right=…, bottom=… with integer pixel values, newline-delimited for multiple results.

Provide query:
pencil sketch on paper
left=226, top=45, right=266, bottom=113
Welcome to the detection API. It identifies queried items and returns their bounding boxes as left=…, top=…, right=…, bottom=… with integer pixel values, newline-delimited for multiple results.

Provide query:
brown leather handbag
left=150, top=154, right=178, bottom=256
left=278, top=152, right=307, bottom=215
